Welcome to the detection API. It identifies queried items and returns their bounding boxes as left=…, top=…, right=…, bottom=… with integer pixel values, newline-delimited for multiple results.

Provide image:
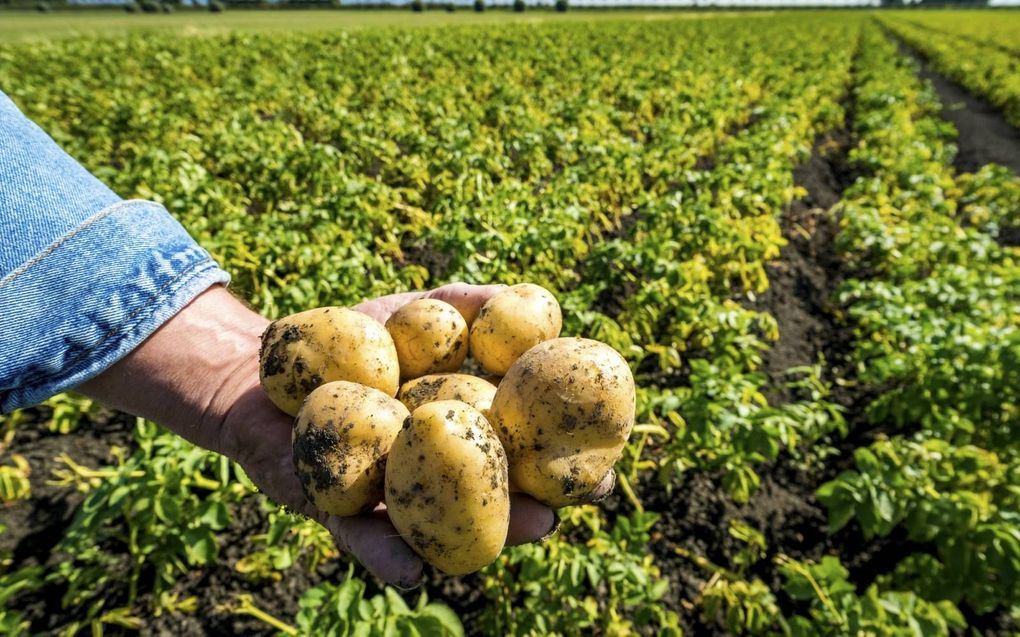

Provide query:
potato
left=488, top=337, right=635, bottom=508
left=260, top=307, right=400, bottom=416
left=293, top=381, right=409, bottom=517
left=385, top=401, right=510, bottom=575
left=385, top=299, right=469, bottom=379
left=398, top=373, right=498, bottom=413
left=469, top=283, right=562, bottom=376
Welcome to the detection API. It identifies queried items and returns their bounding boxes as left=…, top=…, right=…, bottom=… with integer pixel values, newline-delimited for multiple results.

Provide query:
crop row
left=883, top=9, right=1020, bottom=56
left=0, top=15, right=861, bottom=634
left=1, top=11, right=1019, bottom=635
left=818, top=23, right=1020, bottom=622
left=879, top=13, right=1020, bottom=129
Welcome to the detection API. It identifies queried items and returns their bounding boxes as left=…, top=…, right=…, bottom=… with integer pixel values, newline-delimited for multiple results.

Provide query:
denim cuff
left=0, top=199, right=231, bottom=413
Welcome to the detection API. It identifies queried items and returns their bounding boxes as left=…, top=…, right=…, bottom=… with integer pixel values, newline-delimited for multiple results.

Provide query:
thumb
left=327, top=512, right=425, bottom=590
left=427, top=282, right=508, bottom=325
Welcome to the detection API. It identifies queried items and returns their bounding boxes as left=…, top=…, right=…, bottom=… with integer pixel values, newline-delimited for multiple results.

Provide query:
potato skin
left=397, top=374, right=498, bottom=413
left=293, top=381, right=409, bottom=517
left=488, top=338, right=635, bottom=508
left=385, top=401, right=510, bottom=575
left=260, top=307, right=400, bottom=416
left=385, top=299, right=469, bottom=379
left=469, top=283, right=562, bottom=376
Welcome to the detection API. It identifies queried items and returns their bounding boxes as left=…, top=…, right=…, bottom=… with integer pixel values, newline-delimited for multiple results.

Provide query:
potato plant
left=0, top=10, right=1018, bottom=636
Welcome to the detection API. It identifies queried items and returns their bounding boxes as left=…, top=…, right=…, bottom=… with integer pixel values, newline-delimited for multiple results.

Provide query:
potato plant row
left=879, top=13, right=1020, bottom=129
left=882, top=9, right=1020, bottom=56
left=0, top=11, right=1018, bottom=636
left=817, top=25, right=1020, bottom=621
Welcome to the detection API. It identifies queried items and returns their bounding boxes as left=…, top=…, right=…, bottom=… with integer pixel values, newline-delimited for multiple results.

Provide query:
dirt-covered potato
left=385, top=299, right=469, bottom=379
left=385, top=401, right=510, bottom=575
left=488, top=337, right=635, bottom=508
left=293, top=381, right=409, bottom=517
left=397, top=373, right=498, bottom=413
left=260, top=307, right=400, bottom=416
left=469, top=283, right=562, bottom=376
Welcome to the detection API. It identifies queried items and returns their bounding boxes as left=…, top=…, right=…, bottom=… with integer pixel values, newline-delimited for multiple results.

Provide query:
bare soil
left=895, top=38, right=1020, bottom=176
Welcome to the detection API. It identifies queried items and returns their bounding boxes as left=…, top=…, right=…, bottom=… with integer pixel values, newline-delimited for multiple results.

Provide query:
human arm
left=1, top=89, right=609, bottom=586
left=78, top=283, right=568, bottom=587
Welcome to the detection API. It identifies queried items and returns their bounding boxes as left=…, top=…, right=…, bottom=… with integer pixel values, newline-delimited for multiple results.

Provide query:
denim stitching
left=13, top=258, right=213, bottom=390
left=0, top=199, right=155, bottom=290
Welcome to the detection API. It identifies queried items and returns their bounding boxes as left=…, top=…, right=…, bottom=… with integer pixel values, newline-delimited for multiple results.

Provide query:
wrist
left=78, top=286, right=269, bottom=455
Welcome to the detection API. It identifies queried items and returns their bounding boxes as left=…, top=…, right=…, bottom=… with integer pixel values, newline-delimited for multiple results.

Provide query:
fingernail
left=394, top=573, right=426, bottom=591
left=538, top=510, right=561, bottom=543
left=591, top=471, right=617, bottom=504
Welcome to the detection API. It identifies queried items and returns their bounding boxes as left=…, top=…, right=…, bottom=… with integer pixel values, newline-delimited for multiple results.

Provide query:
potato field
left=1, top=9, right=1019, bottom=636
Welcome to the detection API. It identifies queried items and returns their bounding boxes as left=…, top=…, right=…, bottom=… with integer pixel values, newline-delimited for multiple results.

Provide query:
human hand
left=79, top=283, right=614, bottom=588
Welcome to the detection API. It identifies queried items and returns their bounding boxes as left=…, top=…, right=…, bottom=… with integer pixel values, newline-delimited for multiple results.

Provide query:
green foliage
left=881, top=14, right=1020, bottom=128
left=818, top=438, right=1020, bottom=612
left=778, top=555, right=966, bottom=636
left=234, top=507, right=339, bottom=582
left=480, top=509, right=680, bottom=636
left=822, top=24, right=1020, bottom=618
left=0, top=565, right=43, bottom=636
left=0, top=455, right=31, bottom=505
left=1, top=11, right=1018, bottom=636
left=45, top=420, right=252, bottom=627
left=291, top=570, right=463, bottom=636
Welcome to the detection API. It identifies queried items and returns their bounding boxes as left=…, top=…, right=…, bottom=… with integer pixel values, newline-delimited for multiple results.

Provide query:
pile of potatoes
left=259, top=284, right=635, bottom=576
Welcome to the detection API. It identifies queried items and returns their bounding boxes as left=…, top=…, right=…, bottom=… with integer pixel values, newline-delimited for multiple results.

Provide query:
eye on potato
left=293, top=381, right=409, bottom=517
left=488, top=337, right=635, bottom=508
left=260, top=307, right=400, bottom=416
left=385, top=299, right=469, bottom=379
left=385, top=400, right=510, bottom=575
left=397, top=373, right=498, bottom=413
left=469, top=283, right=562, bottom=376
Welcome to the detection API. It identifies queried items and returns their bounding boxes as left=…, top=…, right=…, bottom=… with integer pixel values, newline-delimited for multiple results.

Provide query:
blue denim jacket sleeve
left=0, top=90, right=231, bottom=413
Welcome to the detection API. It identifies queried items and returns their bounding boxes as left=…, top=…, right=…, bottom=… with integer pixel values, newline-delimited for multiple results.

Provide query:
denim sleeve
left=0, top=91, right=231, bottom=413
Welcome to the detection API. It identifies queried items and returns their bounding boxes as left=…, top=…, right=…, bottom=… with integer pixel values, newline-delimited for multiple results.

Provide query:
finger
left=426, top=282, right=507, bottom=325
left=327, top=514, right=425, bottom=590
left=576, top=469, right=616, bottom=504
left=351, top=291, right=426, bottom=325
left=506, top=492, right=558, bottom=545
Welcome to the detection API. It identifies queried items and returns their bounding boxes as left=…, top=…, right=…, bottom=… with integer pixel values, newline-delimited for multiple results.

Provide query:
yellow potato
left=469, top=283, right=562, bottom=376
left=488, top=337, right=634, bottom=508
left=293, top=381, right=409, bottom=517
left=260, top=307, right=400, bottom=416
left=385, top=299, right=469, bottom=379
left=385, top=401, right=510, bottom=575
left=397, top=373, right=498, bottom=413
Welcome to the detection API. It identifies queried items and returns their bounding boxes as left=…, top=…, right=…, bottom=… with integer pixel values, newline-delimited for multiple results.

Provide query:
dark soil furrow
left=751, top=129, right=852, bottom=405
left=599, top=118, right=866, bottom=635
left=882, top=26, right=1020, bottom=176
